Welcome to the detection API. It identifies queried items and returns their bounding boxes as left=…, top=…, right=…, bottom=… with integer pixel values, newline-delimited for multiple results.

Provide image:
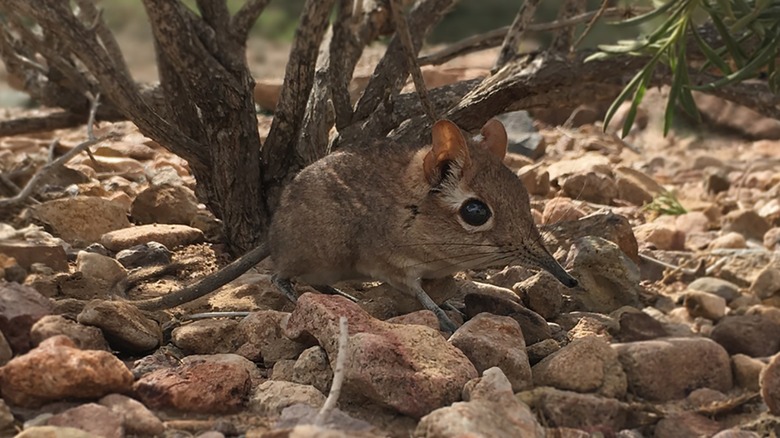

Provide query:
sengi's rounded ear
left=478, top=118, right=508, bottom=160
left=423, top=120, right=471, bottom=185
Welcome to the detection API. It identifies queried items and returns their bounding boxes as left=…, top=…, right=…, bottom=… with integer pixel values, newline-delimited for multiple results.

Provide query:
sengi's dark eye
left=459, top=199, right=492, bottom=226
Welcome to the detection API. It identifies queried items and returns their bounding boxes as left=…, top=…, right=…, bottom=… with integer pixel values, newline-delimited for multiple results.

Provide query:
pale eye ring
left=459, top=198, right=491, bottom=226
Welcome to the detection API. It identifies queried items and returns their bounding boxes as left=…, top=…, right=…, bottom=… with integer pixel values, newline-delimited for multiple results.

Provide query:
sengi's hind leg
left=272, top=275, right=298, bottom=303
left=312, top=285, right=358, bottom=302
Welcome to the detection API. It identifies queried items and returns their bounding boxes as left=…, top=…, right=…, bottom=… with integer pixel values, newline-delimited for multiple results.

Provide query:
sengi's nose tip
left=563, top=275, right=578, bottom=288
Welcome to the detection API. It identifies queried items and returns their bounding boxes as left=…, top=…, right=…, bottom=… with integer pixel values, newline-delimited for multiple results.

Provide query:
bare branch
left=549, top=0, right=586, bottom=53
left=73, top=0, right=133, bottom=81
left=0, top=111, right=87, bottom=137
left=196, top=0, right=231, bottom=37
left=0, top=97, right=113, bottom=209
left=390, top=0, right=437, bottom=123
left=329, top=0, right=390, bottom=130
left=393, top=50, right=780, bottom=145
left=493, top=0, right=541, bottom=73
left=231, top=0, right=272, bottom=44
left=419, top=7, right=650, bottom=66
left=262, top=0, right=336, bottom=182
left=352, top=0, right=456, bottom=123
left=573, top=0, right=609, bottom=49
left=5, top=0, right=207, bottom=166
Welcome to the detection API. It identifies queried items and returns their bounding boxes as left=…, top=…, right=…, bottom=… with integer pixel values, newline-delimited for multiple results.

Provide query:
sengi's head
left=406, top=118, right=577, bottom=288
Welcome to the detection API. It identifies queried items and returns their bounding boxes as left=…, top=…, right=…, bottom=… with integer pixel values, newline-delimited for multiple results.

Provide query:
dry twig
left=0, top=96, right=113, bottom=209
left=573, top=0, right=610, bottom=49
left=493, top=0, right=541, bottom=73
left=315, top=316, right=349, bottom=426
left=390, top=0, right=437, bottom=123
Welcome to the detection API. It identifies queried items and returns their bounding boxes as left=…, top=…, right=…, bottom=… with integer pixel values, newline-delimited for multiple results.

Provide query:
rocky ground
left=2, top=47, right=780, bottom=438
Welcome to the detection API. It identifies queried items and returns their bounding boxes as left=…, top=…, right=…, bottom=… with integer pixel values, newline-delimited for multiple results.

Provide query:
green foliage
left=589, top=0, right=780, bottom=138
left=643, top=191, right=688, bottom=215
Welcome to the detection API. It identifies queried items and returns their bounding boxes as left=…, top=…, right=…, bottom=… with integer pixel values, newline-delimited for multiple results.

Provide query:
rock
left=3, top=259, right=26, bottom=283
left=541, top=211, right=639, bottom=263
left=684, top=291, right=727, bottom=321
left=99, top=393, right=165, bottom=437
left=484, top=266, right=533, bottom=290
left=0, top=282, right=52, bottom=354
left=512, top=271, right=564, bottom=319
left=0, top=399, right=14, bottom=433
left=416, top=367, right=544, bottom=438
left=688, top=277, right=741, bottom=302
left=541, top=197, right=586, bottom=224
left=0, top=332, right=11, bottom=366
left=686, top=387, right=727, bottom=408
left=75, top=251, right=127, bottom=285
left=654, top=412, right=723, bottom=438
left=449, top=313, right=532, bottom=392
left=235, top=311, right=309, bottom=366
left=705, top=170, right=731, bottom=194
left=517, top=165, right=550, bottom=196
left=249, top=380, right=326, bottom=416
left=615, top=167, right=663, bottom=206
left=272, top=403, right=376, bottom=438
left=496, top=110, right=545, bottom=159
left=286, top=346, right=333, bottom=394
left=385, top=309, right=440, bottom=330
left=749, top=266, right=780, bottom=299
left=674, top=211, right=711, bottom=235
left=134, top=354, right=257, bottom=413
left=131, top=184, right=200, bottom=225
left=612, top=310, right=668, bottom=342
left=562, top=312, right=616, bottom=340
left=30, top=315, right=110, bottom=351
left=712, top=431, right=762, bottom=438
left=527, top=387, right=629, bottom=430
left=633, top=222, right=685, bottom=251
left=568, top=236, right=642, bottom=313
left=464, top=291, right=551, bottom=345
left=115, top=242, right=172, bottom=268
left=721, top=210, right=770, bottom=241
left=15, top=426, right=100, bottom=438
left=547, top=153, right=612, bottom=181
left=47, top=403, right=124, bottom=438
left=560, top=172, right=618, bottom=205
left=710, top=314, right=780, bottom=357
left=732, top=354, right=765, bottom=391
left=31, top=196, right=130, bottom=245
left=94, top=140, right=156, bottom=160
left=172, top=319, right=241, bottom=354
left=283, top=293, right=477, bottom=418
left=77, top=300, right=161, bottom=353
left=764, top=227, right=780, bottom=250
left=526, top=338, right=560, bottom=364
left=613, top=337, right=732, bottom=401
left=0, top=336, right=133, bottom=407
left=747, top=305, right=780, bottom=325
left=0, top=241, right=68, bottom=272
left=532, top=336, right=627, bottom=398
left=760, top=353, right=780, bottom=415
left=709, top=232, right=748, bottom=250
left=100, top=224, right=204, bottom=252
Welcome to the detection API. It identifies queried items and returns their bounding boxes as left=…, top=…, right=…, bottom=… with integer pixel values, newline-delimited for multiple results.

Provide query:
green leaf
left=606, top=0, right=681, bottom=27
left=708, top=10, right=748, bottom=68
left=624, top=70, right=651, bottom=138
left=603, top=65, right=650, bottom=134
left=692, top=28, right=780, bottom=90
left=692, top=24, right=733, bottom=75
